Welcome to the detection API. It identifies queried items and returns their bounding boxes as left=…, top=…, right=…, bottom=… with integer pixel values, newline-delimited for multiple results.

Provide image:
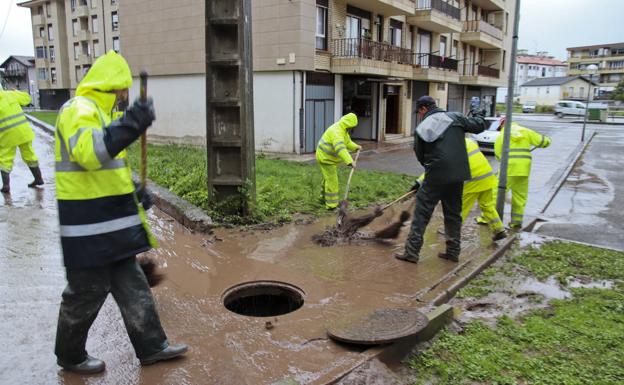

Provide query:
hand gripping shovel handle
left=343, top=149, right=361, bottom=201
left=381, top=190, right=415, bottom=211
left=139, top=71, right=148, bottom=188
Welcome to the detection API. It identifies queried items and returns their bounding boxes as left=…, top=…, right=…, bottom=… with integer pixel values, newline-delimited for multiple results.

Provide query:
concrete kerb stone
left=25, top=113, right=214, bottom=232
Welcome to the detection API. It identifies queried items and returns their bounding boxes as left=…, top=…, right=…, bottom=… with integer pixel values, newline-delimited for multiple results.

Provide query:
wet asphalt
left=1, top=117, right=622, bottom=383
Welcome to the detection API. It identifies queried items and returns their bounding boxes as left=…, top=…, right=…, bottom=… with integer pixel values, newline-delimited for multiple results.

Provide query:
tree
left=614, top=78, right=624, bottom=101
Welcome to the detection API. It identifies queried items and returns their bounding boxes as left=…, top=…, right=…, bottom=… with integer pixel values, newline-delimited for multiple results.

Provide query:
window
left=47, top=24, right=53, bottom=40
left=35, top=46, right=46, bottom=59
left=92, top=15, right=98, bottom=33
left=45, top=2, right=51, bottom=17
left=51, top=68, right=57, bottom=84
left=568, top=86, right=574, bottom=96
left=502, top=49, right=506, bottom=71
left=37, top=5, right=43, bottom=15
left=537, top=87, right=540, bottom=95
left=113, top=36, right=120, bottom=52
left=439, top=36, right=447, bottom=57
left=93, top=40, right=100, bottom=57
left=520, top=65, right=523, bottom=69
left=315, top=3, right=327, bottom=50
left=90, top=0, right=97, bottom=8
left=389, top=19, right=402, bottom=47
left=111, top=11, right=119, bottom=31
left=79, top=0, right=87, bottom=5
left=38, top=68, right=47, bottom=80
left=75, top=66, right=81, bottom=82
left=111, top=0, right=118, bottom=4
left=376, top=15, right=383, bottom=42
left=541, top=67, right=546, bottom=77
left=49, top=46, right=55, bottom=62
left=74, top=43, right=80, bottom=59
left=72, top=19, right=79, bottom=36
left=452, top=40, right=458, bottom=58
left=82, top=65, right=91, bottom=76
left=546, top=87, right=550, bottom=94
left=39, top=27, right=45, bottom=38
left=580, top=87, right=585, bottom=97
left=437, top=82, right=445, bottom=91
left=70, top=0, right=76, bottom=12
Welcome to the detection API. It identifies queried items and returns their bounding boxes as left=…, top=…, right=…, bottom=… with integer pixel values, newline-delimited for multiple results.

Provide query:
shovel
left=342, top=149, right=361, bottom=204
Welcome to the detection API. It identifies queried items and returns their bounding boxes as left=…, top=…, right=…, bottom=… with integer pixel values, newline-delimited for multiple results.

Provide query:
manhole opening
left=223, top=281, right=305, bottom=317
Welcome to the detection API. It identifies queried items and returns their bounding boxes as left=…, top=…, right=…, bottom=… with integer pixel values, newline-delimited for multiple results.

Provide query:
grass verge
left=409, top=241, right=624, bottom=385
left=27, top=111, right=58, bottom=126
left=127, top=143, right=413, bottom=224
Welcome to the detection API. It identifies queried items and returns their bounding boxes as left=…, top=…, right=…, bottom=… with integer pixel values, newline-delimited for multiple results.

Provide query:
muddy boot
left=492, top=230, right=507, bottom=241
left=438, top=252, right=459, bottom=262
left=1, top=171, right=9, bottom=193
left=28, top=167, right=44, bottom=188
left=57, top=355, right=105, bottom=374
left=140, top=344, right=189, bottom=365
left=395, top=252, right=420, bottom=264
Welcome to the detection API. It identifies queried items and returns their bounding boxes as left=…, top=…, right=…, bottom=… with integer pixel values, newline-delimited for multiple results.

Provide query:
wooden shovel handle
left=139, top=71, right=148, bottom=188
left=343, top=149, right=361, bottom=201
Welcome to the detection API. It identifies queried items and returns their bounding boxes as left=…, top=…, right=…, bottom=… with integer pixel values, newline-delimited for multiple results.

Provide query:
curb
left=25, top=114, right=55, bottom=135
left=24, top=113, right=213, bottom=232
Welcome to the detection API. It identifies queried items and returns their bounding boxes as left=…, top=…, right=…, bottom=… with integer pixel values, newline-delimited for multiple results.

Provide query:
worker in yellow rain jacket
left=477, top=118, right=551, bottom=229
left=316, top=113, right=361, bottom=209
left=0, top=86, right=44, bottom=193
left=413, top=138, right=506, bottom=242
left=53, top=51, right=187, bottom=374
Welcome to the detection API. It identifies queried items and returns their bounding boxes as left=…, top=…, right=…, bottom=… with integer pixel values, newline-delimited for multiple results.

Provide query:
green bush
left=536, top=104, right=554, bottom=113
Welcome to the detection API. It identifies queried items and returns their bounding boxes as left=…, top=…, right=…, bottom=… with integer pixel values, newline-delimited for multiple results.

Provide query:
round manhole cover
left=327, top=308, right=428, bottom=345
left=222, top=281, right=305, bottom=317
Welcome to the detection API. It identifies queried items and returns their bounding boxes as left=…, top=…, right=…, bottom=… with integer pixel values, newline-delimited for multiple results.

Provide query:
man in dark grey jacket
left=396, top=96, right=487, bottom=263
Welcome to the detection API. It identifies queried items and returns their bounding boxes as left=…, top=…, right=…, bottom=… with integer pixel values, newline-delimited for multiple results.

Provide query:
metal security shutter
left=447, top=84, right=463, bottom=113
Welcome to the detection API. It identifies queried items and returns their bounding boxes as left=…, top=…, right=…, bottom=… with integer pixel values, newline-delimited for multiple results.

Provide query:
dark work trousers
left=55, top=256, right=168, bottom=364
left=404, top=181, right=464, bottom=258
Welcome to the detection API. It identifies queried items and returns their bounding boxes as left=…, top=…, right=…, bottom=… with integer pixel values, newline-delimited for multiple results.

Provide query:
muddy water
left=1, top=125, right=500, bottom=385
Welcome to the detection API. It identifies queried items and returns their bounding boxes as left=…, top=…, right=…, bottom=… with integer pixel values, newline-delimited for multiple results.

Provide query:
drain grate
left=223, top=281, right=305, bottom=317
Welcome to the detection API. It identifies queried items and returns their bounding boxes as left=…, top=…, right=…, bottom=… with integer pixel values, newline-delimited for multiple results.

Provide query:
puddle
left=517, top=277, right=571, bottom=300
left=567, top=278, right=614, bottom=289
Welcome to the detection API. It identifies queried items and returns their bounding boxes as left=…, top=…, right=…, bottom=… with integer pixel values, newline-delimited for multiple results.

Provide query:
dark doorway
left=384, top=85, right=400, bottom=135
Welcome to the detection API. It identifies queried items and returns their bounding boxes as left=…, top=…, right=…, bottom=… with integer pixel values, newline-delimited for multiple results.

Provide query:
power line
left=0, top=0, right=14, bottom=41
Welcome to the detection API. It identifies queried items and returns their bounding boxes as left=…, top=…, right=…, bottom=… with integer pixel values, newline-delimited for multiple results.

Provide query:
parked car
left=469, top=117, right=504, bottom=154
left=554, top=100, right=586, bottom=118
left=522, top=101, right=537, bottom=113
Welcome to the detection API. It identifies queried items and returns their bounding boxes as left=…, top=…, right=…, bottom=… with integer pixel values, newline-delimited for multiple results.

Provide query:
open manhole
left=223, top=281, right=305, bottom=317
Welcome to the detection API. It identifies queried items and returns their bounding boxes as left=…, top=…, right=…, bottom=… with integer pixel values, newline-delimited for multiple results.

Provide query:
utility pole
left=205, top=0, right=256, bottom=215
left=496, top=0, right=521, bottom=219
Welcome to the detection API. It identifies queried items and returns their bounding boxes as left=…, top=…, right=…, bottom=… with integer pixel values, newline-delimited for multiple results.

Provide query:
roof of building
left=516, top=55, right=566, bottom=66
left=567, top=42, right=624, bottom=51
left=0, top=55, right=35, bottom=68
left=521, top=76, right=599, bottom=87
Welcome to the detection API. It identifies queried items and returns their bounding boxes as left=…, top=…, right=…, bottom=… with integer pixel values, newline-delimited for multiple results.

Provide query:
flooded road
left=0, top=118, right=591, bottom=384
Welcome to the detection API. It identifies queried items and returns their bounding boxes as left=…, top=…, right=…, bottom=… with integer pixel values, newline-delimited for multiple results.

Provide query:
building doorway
left=384, top=85, right=400, bottom=135
left=343, top=76, right=377, bottom=141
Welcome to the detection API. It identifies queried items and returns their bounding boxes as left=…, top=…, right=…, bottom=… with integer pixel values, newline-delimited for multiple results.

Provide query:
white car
left=554, top=100, right=586, bottom=118
left=469, top=117, right=503, bottom=154
left=522, top=101, right=537, bottom=113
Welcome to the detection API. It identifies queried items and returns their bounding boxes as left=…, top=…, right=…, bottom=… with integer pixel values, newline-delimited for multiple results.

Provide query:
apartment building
left=18, top=0, right=121, bottom=109
left=497, top=51, right=567, bottom=102
left=567, top=42, right=624, bottom=98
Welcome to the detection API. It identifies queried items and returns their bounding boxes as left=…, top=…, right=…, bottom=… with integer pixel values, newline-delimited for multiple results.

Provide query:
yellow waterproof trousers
left=462, top=188, right=504, bottom=232
left=481, top=175, right=529, bottom=228
left=0, top=141, right=39, bottom=172
left=318, top=162, right=340, bottom=209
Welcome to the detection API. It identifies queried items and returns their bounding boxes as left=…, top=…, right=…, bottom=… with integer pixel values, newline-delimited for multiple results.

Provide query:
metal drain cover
left=327, top=308, right=428, bottom=345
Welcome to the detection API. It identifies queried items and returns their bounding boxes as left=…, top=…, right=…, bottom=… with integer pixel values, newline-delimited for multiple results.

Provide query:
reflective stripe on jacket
left=316, top=113, right=360, bottom=165
left=464, top=138, right=496, bottom=194
left=55, top=50, right=155, bottom=268
left=0, top=90, right=34, bottom=148
left=416, top=138, right=495, bottom=193
left=494, top=122, right=552, bottom=176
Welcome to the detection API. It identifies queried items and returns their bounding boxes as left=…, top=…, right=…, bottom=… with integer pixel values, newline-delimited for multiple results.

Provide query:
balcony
left=469, top=0, right=505, bottom=11
left=460, top=20, right=503, bottom=49
left=408, top=0, right=462, bottom=34
left=331, top=38, right=414, bottom=78
left=3, top=68, right=27, bottom=78
left=460, top=64, right=502, bottom=86
left=345, top=0, right=416, bottom=17
left=32, top=14, right=45, bottom=26
left=75, top=30, right=90, bottom=41
left=75, top=54, right=94, bottom=66
left=413, top=53, right=459, bottom=82
left=74, top=5, right=90, bottom=18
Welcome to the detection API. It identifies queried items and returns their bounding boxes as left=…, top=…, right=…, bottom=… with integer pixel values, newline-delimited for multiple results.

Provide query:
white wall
left=130, top=74, right=206, bottom=146
left=518, top=85, right=561, bottom=106
left=253, top=71, right=302, bottom=154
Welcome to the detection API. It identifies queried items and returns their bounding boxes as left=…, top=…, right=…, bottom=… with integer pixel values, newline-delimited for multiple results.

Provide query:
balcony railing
left=416, top=0, right=460, bottom=20
left=478, top=65, right=499, bottom=78
left=463, top=20, right=503, bottom=40
left=3, top=68, right=27, bottom=77
left=414, top=53, right=458, bottom=71
left=332, top=38, right=413, bottom=65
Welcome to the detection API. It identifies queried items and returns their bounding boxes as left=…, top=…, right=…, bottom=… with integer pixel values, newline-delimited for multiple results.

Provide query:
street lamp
left=581, top=64, right=598, bottom=142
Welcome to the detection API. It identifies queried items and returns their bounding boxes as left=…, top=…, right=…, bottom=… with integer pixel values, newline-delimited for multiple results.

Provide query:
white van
left=554, top=100, right=586, bottom=117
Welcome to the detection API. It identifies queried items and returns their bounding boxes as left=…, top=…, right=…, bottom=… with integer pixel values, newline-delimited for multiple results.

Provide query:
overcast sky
left=1, top=0, right=623, bottom=65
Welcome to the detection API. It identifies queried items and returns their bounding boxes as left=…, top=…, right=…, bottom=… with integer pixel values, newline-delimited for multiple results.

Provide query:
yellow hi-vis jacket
left=464, top=138, right=496, bottom=194
left=316, top=113, right=360, bottom=165
left=55, top=50, right=155, bottom=268
left=417, top=138, right=495, bottom=193
left=494, top=122, right=551, bottom=176
left=0, top=90, right=34, bottom=148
